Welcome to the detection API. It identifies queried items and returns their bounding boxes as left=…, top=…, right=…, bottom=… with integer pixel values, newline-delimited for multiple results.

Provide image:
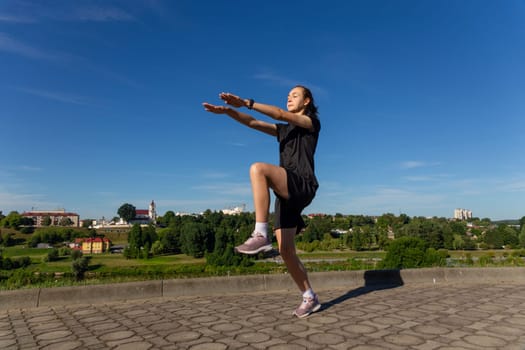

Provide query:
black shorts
left=274, top=170, right=318, bottom=233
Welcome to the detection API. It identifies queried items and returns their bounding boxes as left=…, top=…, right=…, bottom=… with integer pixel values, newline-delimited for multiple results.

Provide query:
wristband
left=247, top=98, right=254, bottom=109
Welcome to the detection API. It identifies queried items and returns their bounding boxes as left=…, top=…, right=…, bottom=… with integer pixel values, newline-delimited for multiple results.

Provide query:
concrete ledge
left=399, top=267, right=525, bottom=285
left=38, top=280, right=163, bottom=307
left=1, top=267, right=524, bottom=310
left=0, top=289, right=40, bottom=309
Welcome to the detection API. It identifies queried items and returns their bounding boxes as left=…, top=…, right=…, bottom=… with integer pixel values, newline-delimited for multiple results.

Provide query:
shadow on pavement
left=321, top=269, right=404, bottom=312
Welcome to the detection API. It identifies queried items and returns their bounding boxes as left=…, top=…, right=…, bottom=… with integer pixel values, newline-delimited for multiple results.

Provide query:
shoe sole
left=234, top=244, right=273, bottom=255
left=294, top=302, right=322, bottom=318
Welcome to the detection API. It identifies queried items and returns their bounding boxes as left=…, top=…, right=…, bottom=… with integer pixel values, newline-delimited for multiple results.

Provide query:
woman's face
left=287, top=87, right=310, bottom=113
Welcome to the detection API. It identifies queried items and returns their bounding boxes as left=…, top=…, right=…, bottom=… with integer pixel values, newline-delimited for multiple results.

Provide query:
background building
left=221, top=204, right=245, bottom=215
left=21, top=209, right=79, bottom=227
left=72, top=237, right=111, bottom=254
left=454, top=208, right=473, bottom=220
left=129, top=200, right=157, bottom=225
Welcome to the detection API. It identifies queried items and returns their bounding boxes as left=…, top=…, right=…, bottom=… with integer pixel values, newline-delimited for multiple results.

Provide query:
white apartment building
left=22, top=209, right=80, bottom=227
left=454, top=208, right=473, bottom=220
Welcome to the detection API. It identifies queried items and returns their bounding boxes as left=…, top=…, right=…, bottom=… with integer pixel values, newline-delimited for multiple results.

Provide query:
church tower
left=149, top=200, right=157, bottom=224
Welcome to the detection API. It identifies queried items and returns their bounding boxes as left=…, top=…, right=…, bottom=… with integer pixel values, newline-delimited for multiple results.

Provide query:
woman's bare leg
left=275, top=227, right=312, bottom=293
left=235, top=162, right=289, bottom=254
left=249, top=162, right=288, bottom=223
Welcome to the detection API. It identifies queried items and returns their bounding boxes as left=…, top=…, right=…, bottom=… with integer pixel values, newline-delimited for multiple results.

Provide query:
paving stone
left=1, top=282, right=525, bottom=349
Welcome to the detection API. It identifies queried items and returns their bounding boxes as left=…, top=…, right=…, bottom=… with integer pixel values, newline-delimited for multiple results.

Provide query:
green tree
left=151, top=240, right=164, bottom=255
left=397, top=217, right=446, bottom=250
left=480, top=218, right=492, bottom=226
left=376, top=213, right=396, bottom=230
left=424, top=248, right=448, bottom=267
left=158, top=226, right=181, bottom=253
left=500, top=225, right=519, bottom=248
left=520, top=216, right=525, bottom=231
left=20, top=216, right=34, bottom=227
left=2, top=211, right=22, bottom=229
left=157, top=210, right=177, bottom=227
left=302, top=216, right=330, bottom=242
left=452, top=234, right=465, bottom=250
left=29, top=227, right=81, bottom=247
left=206, top=222, right=252, bottom=268
left=142, top=224, right=158, bottom=248
left=380, top=236, right=428, bottom=269
left=142, top=242, right=151, bottom=259
left=376, top=228, right=390, bottom=250
left=126, top=224, right=143, bottom=258
left=0, top=232, right=15, bottom=247
left=59, top=217, right=74, bottom=226
left=484, top=225, right=519, bottom=249
left=71, top=254, right=90, bottom=281
left=483, top=228, right=504, bottom=249
left=42, top=216, right=52, bottom=226
left=351, top=228, right=365, bottom=251
left=43, top=248, right=59, bottom=262
left=117, top=203, right=136, bottom=223
left=348, top=215, right=374, bottom=228
left=180, top=222, right=209, bottom=258
left=71, top=249, right=83, bottom=260
left=399, top=213, right=410, bottom=224
left=519, top=226, right=525, bottom=248
left=138, top=225, right=157, bottom=259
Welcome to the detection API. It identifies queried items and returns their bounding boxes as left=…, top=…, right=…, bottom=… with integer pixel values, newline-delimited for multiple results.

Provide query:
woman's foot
left=293, top=294, right=321, bottom=318
left=234, top=232, right=272, bottom=255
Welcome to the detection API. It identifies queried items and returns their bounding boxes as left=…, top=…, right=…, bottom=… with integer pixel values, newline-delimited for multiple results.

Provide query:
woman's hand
left=202, top=102, right=229, bottom=114
left=220, top=92, right=246, bottom=108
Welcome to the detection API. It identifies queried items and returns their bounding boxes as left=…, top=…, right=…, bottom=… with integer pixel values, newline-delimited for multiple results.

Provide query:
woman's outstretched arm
left=202, top=102, right=277, bottom=136
left=219, top=92, right=314, bottom=131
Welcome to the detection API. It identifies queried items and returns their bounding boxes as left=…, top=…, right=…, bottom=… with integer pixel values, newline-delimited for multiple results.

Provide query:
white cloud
left=0, top=192, right=57, bottom=213
left=15, top=87, right=91, bottom=105
left=498, top=178, right=525, bottom=193
left=191, top=182, right=251, bottom=196
left=0, top=14, right=35, bottom=23
left=352, top=187, right=448, bottom=215
left=0, top=32, right=60, bottom=61
left=0, top=32, right=139, bottom=88
left=400, top=160, right=441, bottom=169
left=17, top=165, right=43, bottom=172
left=0, top=2, right=135, bottom=23
left=402, top=173, right=452, bottom=182
left=201, top=171, right=231, bottom=179
left=69, top=6, right=135, bottom=22
left=253, top=72, right=298, bottom=87
left=224, top=142, right=246, bottom=148
left=253, top=71, right=325, bottom=95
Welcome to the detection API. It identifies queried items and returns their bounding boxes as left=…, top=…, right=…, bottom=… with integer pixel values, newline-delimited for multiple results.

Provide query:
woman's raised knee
left=250, top=162, right=267, bottom=177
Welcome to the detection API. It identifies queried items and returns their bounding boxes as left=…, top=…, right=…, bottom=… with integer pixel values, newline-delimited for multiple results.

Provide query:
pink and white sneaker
left=234, top=232, right=272, bottom=255
left=293, top=294, right=321, bottom=318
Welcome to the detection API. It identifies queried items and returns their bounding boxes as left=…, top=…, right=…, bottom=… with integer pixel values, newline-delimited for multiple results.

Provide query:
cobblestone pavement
left=1, top=283, right=525, bottom=350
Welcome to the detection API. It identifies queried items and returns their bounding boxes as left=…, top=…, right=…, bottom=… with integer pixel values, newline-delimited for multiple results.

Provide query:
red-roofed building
left=136, top=209, right=149, bottom=216
left=22, top=209, right=80, bottom=227
left=129, top=200, right=157, bottom=225
left=73, top=237, right=111, bottom=254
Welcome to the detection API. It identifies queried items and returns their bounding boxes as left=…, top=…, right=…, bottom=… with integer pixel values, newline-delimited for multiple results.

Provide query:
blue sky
left=1, top=0, right=524, bottom=221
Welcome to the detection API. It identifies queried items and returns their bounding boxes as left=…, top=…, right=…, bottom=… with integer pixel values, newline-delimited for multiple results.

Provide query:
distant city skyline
left=11, top=202, right=516, bottom=223
left=1, top=0, right=524, bottom=221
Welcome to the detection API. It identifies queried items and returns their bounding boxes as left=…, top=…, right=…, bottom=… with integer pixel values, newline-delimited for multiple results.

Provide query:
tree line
left=2, top=209, right=525, bottom=262
left=1, top=209, right=525, bottom=282
left=121, top=210, right=525, bottom=267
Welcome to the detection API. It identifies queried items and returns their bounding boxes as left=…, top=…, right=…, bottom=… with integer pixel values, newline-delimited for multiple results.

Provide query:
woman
left=202, top=85, right=321, bottom=318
